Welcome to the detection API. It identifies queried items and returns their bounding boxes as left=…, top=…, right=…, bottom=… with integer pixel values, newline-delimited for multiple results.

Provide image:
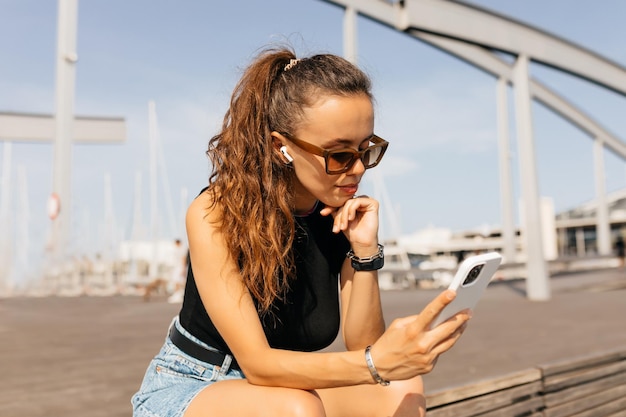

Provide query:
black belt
left=168, top=324, right=240, bottom=371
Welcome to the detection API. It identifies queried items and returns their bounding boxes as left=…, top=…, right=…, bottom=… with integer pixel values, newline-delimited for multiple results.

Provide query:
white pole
left=103, top=172, right=115, bottom=258
left=131, top=170, right=143, bottom=240
left=156, top=130, right=177, bottom=236
left=51, top=0, right=78, bottom=261
left=343, top=6, right=403, bottom=244
left=496, top=78, right=517, bottom=263
left=0, top=142, right=11, bottom=222
left=594, top=138, right=611, bottom=255
left=178, top=187, right=188, bottom=240
left=103, top=172, right=115, bottom=289
left=127, top=170, right=143, bottom=283
left=148, top=101, right=159, bottom=279
left=343, top=6, right=357, bottom=64
left=372, top=171, right=401, bottom=241
left=15, top=165, right=30, bottom=292
left=0, top=141, right=13, bottom=291
left=513, top=54, right=550, bottom=300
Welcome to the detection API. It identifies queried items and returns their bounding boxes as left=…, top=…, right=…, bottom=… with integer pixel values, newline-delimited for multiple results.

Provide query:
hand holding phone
left=430, top=252, right=502, bottom=328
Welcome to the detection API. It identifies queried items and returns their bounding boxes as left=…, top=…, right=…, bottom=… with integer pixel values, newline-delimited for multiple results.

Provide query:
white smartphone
left=430, top=252, right=503, bottom=328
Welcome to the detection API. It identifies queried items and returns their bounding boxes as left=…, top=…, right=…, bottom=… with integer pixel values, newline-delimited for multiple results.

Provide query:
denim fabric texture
left=131, top=318, right=245, bottom=417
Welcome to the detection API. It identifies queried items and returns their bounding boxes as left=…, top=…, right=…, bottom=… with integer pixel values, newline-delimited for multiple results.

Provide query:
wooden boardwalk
left=2, top=268, right=625, bottom=417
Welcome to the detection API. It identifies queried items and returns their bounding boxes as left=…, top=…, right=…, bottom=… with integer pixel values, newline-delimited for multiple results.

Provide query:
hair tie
left=284, top=58, right=300, bottom=71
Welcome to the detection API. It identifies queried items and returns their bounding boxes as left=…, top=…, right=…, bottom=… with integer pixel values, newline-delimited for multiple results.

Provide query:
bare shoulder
left=186, top=190, right=235, bottom=280
left=186, top=189, right=226, bottom=252
left=186, top=189, right=220, bottom=229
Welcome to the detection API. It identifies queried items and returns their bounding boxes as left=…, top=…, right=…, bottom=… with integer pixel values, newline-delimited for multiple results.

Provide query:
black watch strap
left=347, top=244, right=384, bottom=271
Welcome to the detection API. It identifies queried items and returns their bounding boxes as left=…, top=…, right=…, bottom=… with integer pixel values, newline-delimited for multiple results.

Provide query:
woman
left=132, top=46, right=470, bottom=417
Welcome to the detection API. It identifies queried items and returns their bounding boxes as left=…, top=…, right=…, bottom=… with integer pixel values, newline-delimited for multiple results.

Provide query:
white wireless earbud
left=280, top=146, right=294, bottom=163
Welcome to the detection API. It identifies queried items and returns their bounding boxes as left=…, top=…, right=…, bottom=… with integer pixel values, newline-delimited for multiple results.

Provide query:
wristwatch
left=346, top=244, right=384, bottom=271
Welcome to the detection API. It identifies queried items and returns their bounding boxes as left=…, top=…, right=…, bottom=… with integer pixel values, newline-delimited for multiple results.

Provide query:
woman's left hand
left=320, top=196, right=380, bottom=253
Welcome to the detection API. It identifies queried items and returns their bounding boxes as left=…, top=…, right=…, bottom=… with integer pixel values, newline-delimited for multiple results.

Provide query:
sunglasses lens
left=363, top=145, right=383, bottom=168
left=324, top=139, right=388, bottom=173
left=328, top=151, right=356, bottom=172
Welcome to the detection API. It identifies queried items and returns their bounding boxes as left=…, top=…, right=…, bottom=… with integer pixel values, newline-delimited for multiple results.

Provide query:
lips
left=338, top=183, right=359, bottom=194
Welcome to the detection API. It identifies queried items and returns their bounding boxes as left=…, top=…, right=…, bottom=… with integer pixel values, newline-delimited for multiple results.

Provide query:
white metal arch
left=412, top=33, right=626, bottom=158
left=413, top=31, right=618, bottom=263
left=323, top=0, right=626, bottom=300
left=322, top=0, right=626, bottom=96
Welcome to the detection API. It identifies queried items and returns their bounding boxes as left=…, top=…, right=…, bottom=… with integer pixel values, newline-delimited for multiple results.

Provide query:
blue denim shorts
left=131, top=318, right=245, bottom=417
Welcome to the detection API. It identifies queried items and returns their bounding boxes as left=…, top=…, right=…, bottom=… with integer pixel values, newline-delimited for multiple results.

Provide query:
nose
left=346, top=156, right=366, bottom=175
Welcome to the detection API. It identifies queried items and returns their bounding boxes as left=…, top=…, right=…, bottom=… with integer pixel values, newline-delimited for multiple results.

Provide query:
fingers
left=429, top=320, right=469, bottom=358
left=319, top=206, right=337, bottom=217
left=425, top=307, right=472, bottom=349
left=414, top=289, right=457, bottom=329
left=375, top=295, right=472, bottom=379
left=415, top=321, right=468, bottom=375
left=391, top=314, right=422, bottom=328
left=375, top=306, right=471, bottom=379
left=323, top=197, right=378, bottom=235
left=378, top=314, right=470, bottom=378
left=408, top=291, right=471, bottom=356
left=331, top=202, right=358, bottom=233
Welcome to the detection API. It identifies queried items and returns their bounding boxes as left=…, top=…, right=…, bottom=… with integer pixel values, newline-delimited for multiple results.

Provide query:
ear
left=270, top=131, right=285, bottom=151
left=271, top=131, right=292, bottom=164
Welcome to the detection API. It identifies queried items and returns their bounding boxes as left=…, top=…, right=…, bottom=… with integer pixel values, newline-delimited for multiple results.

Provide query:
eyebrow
left=322, top=134, right=374, bottom=148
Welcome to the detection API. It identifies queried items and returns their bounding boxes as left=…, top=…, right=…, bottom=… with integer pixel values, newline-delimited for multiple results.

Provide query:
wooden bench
left=426, top=369, right=543, bottom=416
left=425, top=348, right=626, bottom=417
left=539, top=349, right=626, bottom=417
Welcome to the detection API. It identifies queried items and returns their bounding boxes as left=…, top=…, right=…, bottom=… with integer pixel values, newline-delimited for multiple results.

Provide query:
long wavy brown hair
left=205, top=46, right=372, bottom=314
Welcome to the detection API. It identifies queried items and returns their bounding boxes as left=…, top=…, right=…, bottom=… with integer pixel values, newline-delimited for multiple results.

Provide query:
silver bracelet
left=364, top=345, right=390, bottom=386
left=346, top=244, right=385, bottom=271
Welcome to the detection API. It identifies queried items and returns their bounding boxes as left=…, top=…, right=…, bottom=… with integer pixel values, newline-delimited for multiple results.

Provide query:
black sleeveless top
left=179, top=201, right=350, bottom=353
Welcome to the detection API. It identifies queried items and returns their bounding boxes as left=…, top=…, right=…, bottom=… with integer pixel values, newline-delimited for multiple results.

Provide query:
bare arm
left=187, top=193, right=470, bottom=390
left=323, top=196, right=385, bottom=350
left=186, top=194, right=372, bottom=389
left=339, top=261, right=385, bottom=351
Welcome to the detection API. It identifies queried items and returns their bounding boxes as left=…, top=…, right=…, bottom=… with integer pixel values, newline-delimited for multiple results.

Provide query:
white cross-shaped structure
left=0, top=0, right=126, bottom=291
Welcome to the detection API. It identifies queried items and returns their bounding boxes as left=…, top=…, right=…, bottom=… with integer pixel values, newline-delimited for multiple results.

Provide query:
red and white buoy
left=47, top=193, right=61, bottom=220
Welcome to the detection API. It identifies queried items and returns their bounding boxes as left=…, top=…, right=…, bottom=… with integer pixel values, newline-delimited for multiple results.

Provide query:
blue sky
left=1, top=0, right=626, bottom=267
